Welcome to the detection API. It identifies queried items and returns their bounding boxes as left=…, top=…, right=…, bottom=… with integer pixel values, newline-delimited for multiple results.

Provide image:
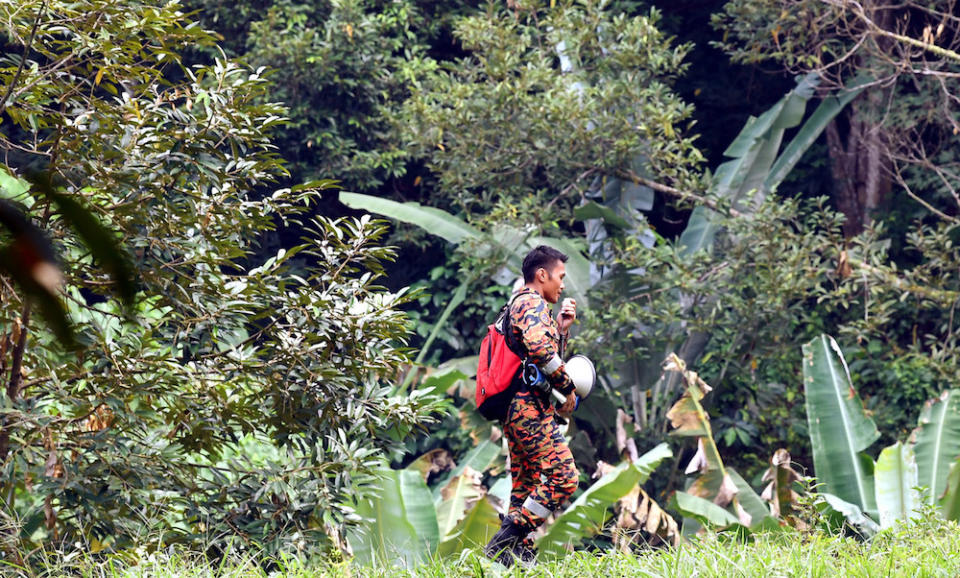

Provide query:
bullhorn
left=551, top=354, right=596, bottom=409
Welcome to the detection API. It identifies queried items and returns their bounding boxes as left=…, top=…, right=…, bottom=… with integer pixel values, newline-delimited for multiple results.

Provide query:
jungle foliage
left=3, top=0, right=960, bottom=571
left=0, top=0, right=445, bottom=566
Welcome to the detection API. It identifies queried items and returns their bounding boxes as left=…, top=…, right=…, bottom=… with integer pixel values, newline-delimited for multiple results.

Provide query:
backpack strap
left=501, top=293, right=527, bottom=360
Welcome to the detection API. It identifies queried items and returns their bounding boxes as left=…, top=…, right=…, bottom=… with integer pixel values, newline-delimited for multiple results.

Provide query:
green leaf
left=818, top=492, right=879, bottom=537
left=537, top=442, right=671, bottom=560
left=677, top=74, right=843, bottom=257
left=339, top=192, right=481, bottom=245
left=764, top=81, right=867, bottom=191
left=437, top=467, right=484, bottom=541
left=803, top=334, right=880, bottom=516
left=874, top=441, right=920, bottom=528
left=672, top=491, right=739, bottom=528
left=432, top=439, right=501, bottom=501
left=913, top=390, right=960, bottom=505
left=728, top=468, right=775, bottom=529
left=938, top=459, right=960, bottom=521
left=436, top=496, right=501, bottom=558
left=435, top=467, right=486, bottom=542
left=349, top=466, right=440, bottom=567
left=0, top=166, right=32, bottom=207
left=418, top=367, right=469, bottom=398
left=573, top=201, right=631, bottom=230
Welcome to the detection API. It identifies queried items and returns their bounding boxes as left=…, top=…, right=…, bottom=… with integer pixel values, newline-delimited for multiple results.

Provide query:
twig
left=614, top=169, right=744, bottom=218
left=823, top=0, right=960, bottom=63
left=0, top=0, right=47, bottom=115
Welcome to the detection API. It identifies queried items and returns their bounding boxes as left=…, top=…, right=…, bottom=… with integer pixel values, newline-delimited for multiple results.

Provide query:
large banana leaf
left=913, top=390, right=960, bottom=504
left=349, top=466, right=440, bottom=567
left=818, top=492, right=879, bottom=537
left=664, top=355, right=746, bottom=524
left=939, top=458, right=960, bottom=521
left=728, top=468, right=775, bottom=528
left=672, top=491, right=739, bottom=528
left=803, top=334, right=880, bottom=516
left=339, top=192, right=481, bottom=245
left=339, top=192, right=591, bottom=305
left=536, top=442, right=672, bottom=560
left=436, top=467, right=486, bottom=542
left=436, top=496, right=501, bottom=557
left=678, top=74, right=818, bottom=256
left=764, top=81, right=867, bottom=190
left=431, top=438, right=501, bottom=501
left=874, top=441, right=920, bottom=528
left=678, top=74, right=865, bottom=258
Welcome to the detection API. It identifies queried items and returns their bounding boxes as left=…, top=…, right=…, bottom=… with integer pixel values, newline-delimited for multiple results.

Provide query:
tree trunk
left=827, top=92, right=892, bottom=237
left=827, top=2, right=895, bottom=237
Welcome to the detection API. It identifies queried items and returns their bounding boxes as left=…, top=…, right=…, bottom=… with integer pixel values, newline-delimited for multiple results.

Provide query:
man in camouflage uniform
left=484, top=245, right=579, bottom=567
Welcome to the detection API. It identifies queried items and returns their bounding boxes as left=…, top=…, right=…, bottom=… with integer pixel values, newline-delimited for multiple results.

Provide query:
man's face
left=539, top=260, right=566, bottom=304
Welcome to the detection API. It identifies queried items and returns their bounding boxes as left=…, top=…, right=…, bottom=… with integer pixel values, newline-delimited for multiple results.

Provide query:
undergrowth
left=6, top=515, right=960, bottom=577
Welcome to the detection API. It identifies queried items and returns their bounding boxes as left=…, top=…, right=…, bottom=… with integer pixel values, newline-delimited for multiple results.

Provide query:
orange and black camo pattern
left=504, top=389, right=579, bottom=529
left=508, top=288, right=573, bottom=393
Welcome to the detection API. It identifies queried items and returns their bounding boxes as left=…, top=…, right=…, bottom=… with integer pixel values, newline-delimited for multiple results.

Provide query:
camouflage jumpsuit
left=504, top=287, right=579, bottom=531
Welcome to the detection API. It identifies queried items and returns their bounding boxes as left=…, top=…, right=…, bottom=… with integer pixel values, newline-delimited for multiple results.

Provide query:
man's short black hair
left=522, top=245, right=568, bottom=283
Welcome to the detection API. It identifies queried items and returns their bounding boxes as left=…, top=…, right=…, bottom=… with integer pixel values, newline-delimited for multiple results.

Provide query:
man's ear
left=536, top=267, right=547, bottom=282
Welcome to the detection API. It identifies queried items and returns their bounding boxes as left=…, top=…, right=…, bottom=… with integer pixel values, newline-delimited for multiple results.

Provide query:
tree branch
left=613, top=169, right=743, bottom=218
left=0, top=0, right=47, bottom=116
left=823, top=0, right=960, bottom=63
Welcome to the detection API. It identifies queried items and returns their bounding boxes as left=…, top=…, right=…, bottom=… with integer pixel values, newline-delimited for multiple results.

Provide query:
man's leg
left=516, top=421, right=578, bottom=529
left=507, top=419, right=538, bottom=520
left=485, top=391, right=541, bottom=566
left=504, top=392, right=579, bottom=530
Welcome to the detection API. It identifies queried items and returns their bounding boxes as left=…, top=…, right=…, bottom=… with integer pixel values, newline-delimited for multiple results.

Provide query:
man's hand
left=557, top=298, right=577, bottom=333
left=558, top=390, right=576, bottom=417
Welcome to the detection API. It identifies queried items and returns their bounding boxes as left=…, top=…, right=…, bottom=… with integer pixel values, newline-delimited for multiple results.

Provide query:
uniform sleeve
left=511, top=294, right=574, bottom=394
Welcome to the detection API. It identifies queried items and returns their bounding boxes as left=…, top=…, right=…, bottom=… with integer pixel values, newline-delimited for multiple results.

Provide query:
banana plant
left=678, top=74, right=866, bottom=256
left=536, top=442, right=673, bottom=560
left=803, top=333, right=960, bottom=530
left=802, top=334, right=880, bottom=518
left=348, top=465, right=439, bottom=568
left=662, top=353, right=775, bottom=532
left=582, top=75, right=867, bottom=442
left=760, top=449, right=805, bottom=524
left=339, top=192, right=591, bottom=366
left=349, top=442, right=674, bottom=566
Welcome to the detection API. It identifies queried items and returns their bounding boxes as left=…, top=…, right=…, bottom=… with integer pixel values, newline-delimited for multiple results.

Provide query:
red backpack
left=476, top=298, right=526, bottom=421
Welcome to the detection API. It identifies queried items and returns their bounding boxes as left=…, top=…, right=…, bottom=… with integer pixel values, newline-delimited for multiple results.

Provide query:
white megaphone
left=551, top=354, right=596, bottom=409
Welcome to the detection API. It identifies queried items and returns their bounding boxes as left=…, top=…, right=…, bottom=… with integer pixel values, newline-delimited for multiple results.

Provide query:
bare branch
left=822, top=0, right=960, bottom=63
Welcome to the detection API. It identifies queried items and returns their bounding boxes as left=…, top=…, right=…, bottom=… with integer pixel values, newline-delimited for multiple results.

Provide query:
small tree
left=0, top=0, right=443, bottom=562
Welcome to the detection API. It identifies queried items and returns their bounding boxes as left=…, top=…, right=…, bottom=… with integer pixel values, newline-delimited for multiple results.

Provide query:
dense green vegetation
left=1, top=0, right=960, bottom=573
left=13, top=515, right=960, bottom=576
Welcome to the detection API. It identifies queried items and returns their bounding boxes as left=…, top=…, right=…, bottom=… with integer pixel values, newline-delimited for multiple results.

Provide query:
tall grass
left=10, top=515, right=960, bottom=577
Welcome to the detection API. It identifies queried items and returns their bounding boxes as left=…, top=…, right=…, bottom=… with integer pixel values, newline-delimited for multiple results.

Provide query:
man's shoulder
left=510, top=289, right=548, bottom=319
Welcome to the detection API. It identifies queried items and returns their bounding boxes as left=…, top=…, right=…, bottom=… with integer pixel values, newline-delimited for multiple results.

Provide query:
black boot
left=512, top=536, right=538, bottom=568
left=484, top=515, right=527, bottom=567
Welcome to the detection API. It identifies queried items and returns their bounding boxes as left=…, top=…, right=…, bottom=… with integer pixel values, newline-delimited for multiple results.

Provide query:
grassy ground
left=9, top=517, right=960, bottom=577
